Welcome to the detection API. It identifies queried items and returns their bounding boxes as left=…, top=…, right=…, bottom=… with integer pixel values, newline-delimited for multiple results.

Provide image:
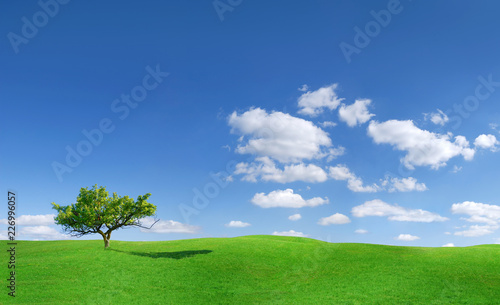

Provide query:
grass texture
left=1, top=235, right=499, bottom=304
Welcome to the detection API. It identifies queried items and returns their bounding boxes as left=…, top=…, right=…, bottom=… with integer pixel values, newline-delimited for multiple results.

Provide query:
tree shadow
left=110, top=249, right=212, bottom=259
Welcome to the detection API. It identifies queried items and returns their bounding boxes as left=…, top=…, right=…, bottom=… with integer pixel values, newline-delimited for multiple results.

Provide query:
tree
left=52, top=185, right=158, bottom=248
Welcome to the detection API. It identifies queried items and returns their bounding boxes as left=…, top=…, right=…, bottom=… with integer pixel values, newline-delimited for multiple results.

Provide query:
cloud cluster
left=20, top=226, right=70, bottom=240
left=451, top=201, right=500, bottom=237
left=297, top=84, right=344, bottom=116
left=235, top=157, right=328, bottom=183
left=368, top=120, right=475, bottom=169
left=474, top=134, right=499, bottom=151
left=352, top=199, right=448, bottom=222
left=329, top=164, right=378, bottom=192
left=395, top=234, right=420, bottom=241
left=272, top=230, right=309, bottom=237
left=329, top=165, right=427, bottom=193
left=225, top=220, right=251, bottom=228
left=338, top=99, right=375, bottom=127
left=318, top=213, right=351, bottom=225
left=251, top=189, right=328, bottom=208
left=0, top=214, right=56, bottom=226
left=228, top=108, right=333, bottom=163
left=382, top=177, right=428, bottom=192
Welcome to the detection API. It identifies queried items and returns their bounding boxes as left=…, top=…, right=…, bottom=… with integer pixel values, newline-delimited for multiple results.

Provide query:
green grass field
left=2, top=235, right=499, bottom=304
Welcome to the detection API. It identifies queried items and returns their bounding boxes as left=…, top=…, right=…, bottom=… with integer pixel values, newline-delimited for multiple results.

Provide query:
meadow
left=2, top=235, right=499, bottom=304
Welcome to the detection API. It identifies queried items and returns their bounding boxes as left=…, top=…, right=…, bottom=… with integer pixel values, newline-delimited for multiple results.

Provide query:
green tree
left=52, top=185, right=158, bottom=248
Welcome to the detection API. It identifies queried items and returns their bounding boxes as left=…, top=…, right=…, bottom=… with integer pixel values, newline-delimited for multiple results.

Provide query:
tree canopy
left=52, top=185, right=158, bottom=248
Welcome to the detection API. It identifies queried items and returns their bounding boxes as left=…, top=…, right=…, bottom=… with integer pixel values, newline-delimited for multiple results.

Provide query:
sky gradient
left=1, top=0, right=500, bottom=247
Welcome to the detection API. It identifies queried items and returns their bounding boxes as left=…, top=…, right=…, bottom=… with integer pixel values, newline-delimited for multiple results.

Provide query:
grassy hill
left=2, top=235, right=499, bottom=304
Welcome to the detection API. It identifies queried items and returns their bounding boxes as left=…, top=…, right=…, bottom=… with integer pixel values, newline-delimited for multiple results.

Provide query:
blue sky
left=1, top=0, right=500, bottom=247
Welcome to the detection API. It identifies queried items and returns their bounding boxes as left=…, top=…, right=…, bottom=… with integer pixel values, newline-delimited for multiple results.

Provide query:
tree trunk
left=98, top=230, right=111, bottom=249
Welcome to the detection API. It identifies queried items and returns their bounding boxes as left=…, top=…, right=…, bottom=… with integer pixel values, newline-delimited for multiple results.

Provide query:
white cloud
left=474, top=134, right=499, bottom=151
left=297, top=84, right=344, bottom=116
left=0, top=214, right=56, bottom=226
left=225, top=220, right=251, bottom=228
left=228, top=108, right=334, bottom=163
left=325, top=146, right=346, bottom=161
left=395, top=234, right=420, bottom=241
left=352, top=199, right=448, bottom=222
left=451, top=201, right=500, bottom=223
left=454, top=225, right=498, bottom=237
left=251, top=189, right=329, bottom=208
left=140, top=218, right=200, bottom=234
left=442, top=243, right=455, bottom=247
left=355, top=229, right=368, bottom=234
left=451, top=165, right=462, bottom=173
left=318, top=213, right=351, bottom=225
left=383, top=177, right=428, bottom=192
left=424, top=109, right=449, bottom=126
left=288, top=214, right=302, bottom=221
left=319, top=121, right=337, bottom=128
left=235, top=157, right=328, bottom=183
left=272, top=230, right=309, bottom=237
left=338, top=99, right=375, bottom=127
left=368, top=120, right=475, bottom=169
left=451, top=201, right=500, bottom=237
left=298, top=84, right=309, bottom=92
left=329, top=164, right=379, bottom=193
left=20, top=226, right=70, bottom=240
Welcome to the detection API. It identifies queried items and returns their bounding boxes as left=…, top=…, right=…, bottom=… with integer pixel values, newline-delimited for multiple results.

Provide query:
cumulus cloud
left=20, top=226, right=70, bottom=240
left=297, top=84, right=344, bottom=116
left=442, top=243, right=455, bottom=247
left=424, top=109, right=449, bottom=126
left=251, top=189, right=329, bottom=208
left=355, top=229, right=368, bottom=234
left=235, top=157, right=328, bottom=183
left=225, top=220, right=251, bottom=228
left=454, top=225, right=497, bottom=237
left=318, top=213, right=351, bottom=225
left=338, top=99, right=375, bottom=127
left=451, top=201, right=500, bottom=223
left=451, top=201, right=500, bottom=236
left=140, top=218, right=200, bottom=234
left=474, top=134, right=499, bottom=151
left=288, top=214, right=302, bottom=221
left=272, top=230, right=309, bottom=237
left=352, top=199, right=448, bottom=222
left=228, top=108, right=335, bottom=163
left=368, top=120, right=475, bottom=169
left=382, top=177, right=428, bottom=192
left=0, top=214, right=55, bottom=226
left=329, top=164, right=379, bottom=192
left=395, top=234, right=420, bottom=241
